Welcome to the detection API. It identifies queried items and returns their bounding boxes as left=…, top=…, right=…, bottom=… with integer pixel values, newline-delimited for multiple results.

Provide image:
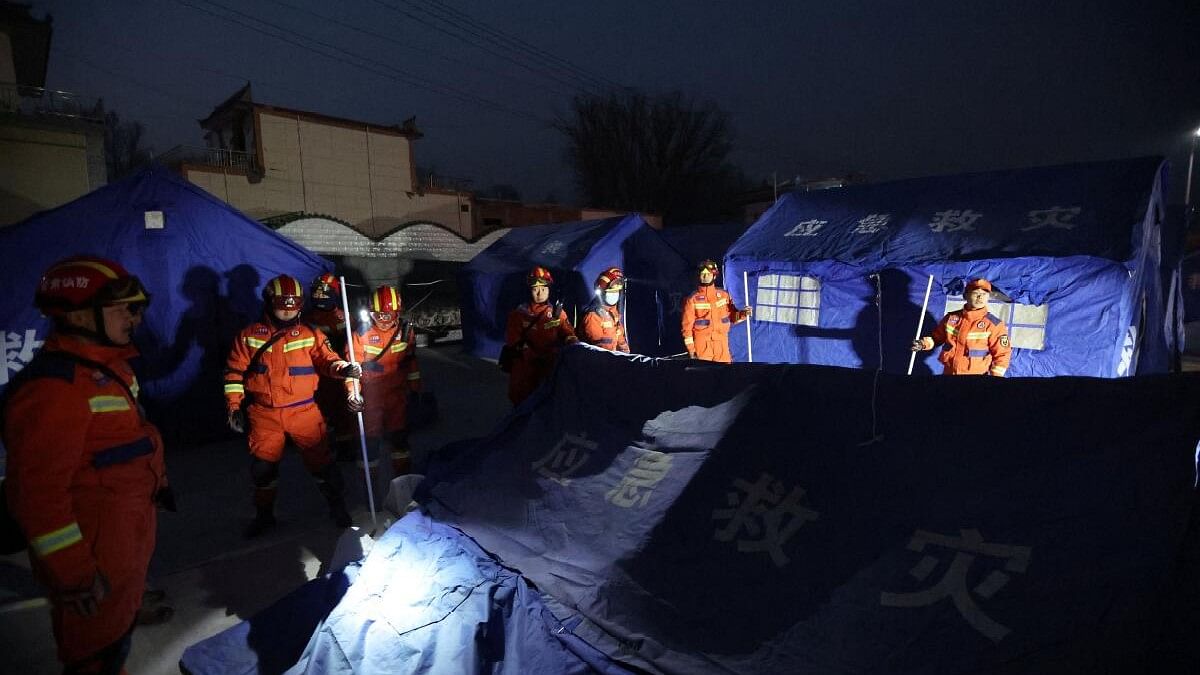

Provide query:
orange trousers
left=246, top=401, right=332, bottom=472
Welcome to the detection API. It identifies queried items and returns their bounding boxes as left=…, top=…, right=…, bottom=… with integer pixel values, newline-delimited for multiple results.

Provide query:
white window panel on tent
left=943, top=296, right=1049, bottom=350
left=756, top=274, right=820, bottom=326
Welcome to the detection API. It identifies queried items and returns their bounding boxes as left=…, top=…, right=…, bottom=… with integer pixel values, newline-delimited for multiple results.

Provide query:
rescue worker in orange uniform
left=504, top=267, right=578, bottom=405
left=304, top=273, right=355, bottom=459
left=347, top=286, right=422, bottom=485
left=681, top=260, right=751, bottom=362
left=912, top=278, right=1012, bottom=376
left=3, top=256, right=171, bottom=674
left=580, top=267, right=630, bottom=353
left=223, top=275, right=361, bottom=537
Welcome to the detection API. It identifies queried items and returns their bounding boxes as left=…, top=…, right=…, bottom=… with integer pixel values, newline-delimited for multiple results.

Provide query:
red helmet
left=311, top=272, right=340, bottom=296
left=595, top=267, right=625, bottom=291
left=369, top=285, right=401, bottom=328
left=310, top=272, right=340, bottom=311
left=35, top=256, right=149, bottom=316
left=527, top=266, right=554, bottom=287
left=965, top=278, right=993, bottom=294
left=697, top=259, right=720, bottom=278
left=263, top=275, right=304, bottom=311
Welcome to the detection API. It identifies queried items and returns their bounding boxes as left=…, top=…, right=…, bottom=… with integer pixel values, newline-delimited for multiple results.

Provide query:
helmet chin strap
left=57, top=305, right=117, bottom=346
left=268, top=311, right=300, bottom=329
left=700, top=280, right=715, bottom=287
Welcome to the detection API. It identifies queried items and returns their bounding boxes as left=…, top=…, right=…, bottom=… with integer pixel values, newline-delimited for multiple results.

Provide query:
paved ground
left=0, top=344, right=510, bottom=674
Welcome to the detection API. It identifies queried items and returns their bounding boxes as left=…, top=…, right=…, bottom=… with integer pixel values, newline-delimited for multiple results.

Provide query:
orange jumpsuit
left=681, top=285, right=748, bottom=363
left=928, top=306, right=1012, bottom=376
left=505, top=302, right=577, bottom=405
left=3, top=334, right=167, bottom=667
left=350, top=324, right=422, bottom=467
left=304, top=306, right=355, bottom=446
left=223, top=321, right=347, bottom=471
left=580, top=302, right=629, bottom=352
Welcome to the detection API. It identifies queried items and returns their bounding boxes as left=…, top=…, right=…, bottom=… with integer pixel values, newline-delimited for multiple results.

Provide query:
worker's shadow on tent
left=137, top=265, right=262, bottom=446
left=879, top=270, right=939, bottom=376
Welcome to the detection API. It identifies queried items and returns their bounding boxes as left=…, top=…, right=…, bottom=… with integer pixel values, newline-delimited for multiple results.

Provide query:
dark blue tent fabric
left=284, top=512, right=627, bottom=674
left=724, top=157, right=1175, bottom=377
left=181, top=565, right=358, bottom=675
left=0, top=166, right=330, bottom=457
left=421, top=345, right=1200, bottom=674
left=458, top=214, right=692, bottom=359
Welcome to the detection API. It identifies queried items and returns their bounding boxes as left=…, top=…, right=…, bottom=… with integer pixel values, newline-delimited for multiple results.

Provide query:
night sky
left=27, top=0, right=1200, bottom=206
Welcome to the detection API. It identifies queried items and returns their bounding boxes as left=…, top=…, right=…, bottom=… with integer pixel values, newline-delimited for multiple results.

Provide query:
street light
left=1186, top=126, right=1200, bottom=212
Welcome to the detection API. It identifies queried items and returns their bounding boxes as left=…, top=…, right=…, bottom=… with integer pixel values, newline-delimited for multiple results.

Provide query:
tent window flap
left=756, top=274, right=820, bottom=327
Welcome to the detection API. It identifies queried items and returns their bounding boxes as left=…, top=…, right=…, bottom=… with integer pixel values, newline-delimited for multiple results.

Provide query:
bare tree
left=556, top=91, right=744, bottom=224
left=90, top=99, right=154, bottom=181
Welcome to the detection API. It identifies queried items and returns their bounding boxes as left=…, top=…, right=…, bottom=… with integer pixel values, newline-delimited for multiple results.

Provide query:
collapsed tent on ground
left=724, top=157, right=1178, bottom=376
left=182, top=346, right=1200, bottom=673
left=458, top=214, right=693, bottom=359
left=0, top=166, right=331, bottom=450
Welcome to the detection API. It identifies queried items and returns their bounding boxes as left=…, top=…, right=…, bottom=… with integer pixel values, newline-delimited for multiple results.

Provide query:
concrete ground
left=0, top=344, right=510, bottom=675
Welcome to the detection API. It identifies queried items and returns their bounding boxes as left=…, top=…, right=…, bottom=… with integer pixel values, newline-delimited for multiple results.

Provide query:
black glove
left=346, top=393, right=365, bottom=413
left=227, top=409, right=245, bottom=434
left=155, top=486, right=178, bottom=513
left=337, top=362, right=362, bottom=379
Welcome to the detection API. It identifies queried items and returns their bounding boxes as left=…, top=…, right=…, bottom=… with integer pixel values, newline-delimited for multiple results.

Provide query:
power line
left=260, top=0, right=578, bottom=99
left=172, top=0, right=548, bottom=123
left=366, top=0, right=597, bottom=95
left=412, top=0, right=622, bottom=91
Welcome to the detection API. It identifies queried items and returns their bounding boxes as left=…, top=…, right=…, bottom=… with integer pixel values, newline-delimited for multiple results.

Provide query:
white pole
left=1187, top=131, right=1198, bottom=212
left=339, top=276, right=377, bottom=527
left=743, top=270, right=753, bottom=363
left=907, top=274, right=935, bottom=376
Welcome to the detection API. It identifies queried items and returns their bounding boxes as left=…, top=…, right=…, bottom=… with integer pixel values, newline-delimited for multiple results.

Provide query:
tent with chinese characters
left=458, top=214, right=693, bottom=359
left=722, top=157, right=1177, bottom=377
left=0, top=166, right=331, bottom=458
left=186, top=345, right=1200, bottom=673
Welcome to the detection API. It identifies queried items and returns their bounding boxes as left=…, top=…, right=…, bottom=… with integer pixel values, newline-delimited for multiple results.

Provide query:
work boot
left=314, top=464, right=352, bottom=528
left=243, top=511, right=277, bottom=538
left=389, top=432, right=412, bottom=475
left=244, top=487, right=277, bottom=538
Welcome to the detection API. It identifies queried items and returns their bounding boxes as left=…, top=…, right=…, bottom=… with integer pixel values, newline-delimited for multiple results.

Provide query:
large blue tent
left=0, top=166, right=331, bottom=452
left=458, top=214, right=692, bottom=359
left=723, top=157, right=1177, bottom=377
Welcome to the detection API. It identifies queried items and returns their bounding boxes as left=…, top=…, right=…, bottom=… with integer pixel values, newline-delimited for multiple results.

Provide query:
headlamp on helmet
left=527, top=266, right=554, bottom=287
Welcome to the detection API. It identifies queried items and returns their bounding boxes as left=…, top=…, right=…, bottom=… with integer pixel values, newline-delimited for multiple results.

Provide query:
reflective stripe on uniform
left=716, top=299, right=728, bottom=307
left=945, top=325, right=959, bottom=336
left=244, top=336, right=268, bottom=349
left=544, top=320, right=561, bottom=328
left=693, top=302, right=711, bottom=309
left=683, top=337, right=695, bottom=344
left=407, top=372, right=421, bottom=381
left=30, top=522, right=83, bottom=557
left=284, top=337, right=315, bottom=352
left=224, top=383, right=245, bottom=394
left=601, top=321, right=613, bottom=328
left=991, top=366, right=1007, bottom=375
left=363, top=345, right=384, bottom=355
left=967, top=332, right=991, bottom=340
left=391, top=342, right=408, bottom=353
left=89, top=396, right=130, bottom=413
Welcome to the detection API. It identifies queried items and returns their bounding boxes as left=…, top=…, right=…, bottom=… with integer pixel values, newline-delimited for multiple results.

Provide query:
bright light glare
left=1194, top=126, right=1200, bottom=137
left=359, top=309, right=370, bottom=323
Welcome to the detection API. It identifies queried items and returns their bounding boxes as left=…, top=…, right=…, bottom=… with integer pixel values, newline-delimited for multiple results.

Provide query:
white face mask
left=603, top=290, right=621, bottom=306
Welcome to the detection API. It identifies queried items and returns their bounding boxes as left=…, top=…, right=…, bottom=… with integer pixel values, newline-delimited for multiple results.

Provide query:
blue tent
left=0, top=166, right=331, bottom=451
left=723, top=157, right=1174, bottom=377
left=459, top=214, right=692, bottom=359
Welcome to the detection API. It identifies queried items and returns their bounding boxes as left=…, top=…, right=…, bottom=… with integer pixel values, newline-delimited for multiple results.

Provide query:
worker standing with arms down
left=911, top=278, right=1011, bottom=376
left=681, top=259, right=751, bottom=362
left=3, top=256, right=172, bottom=673
left=223, top=274, right=361, bottom=537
